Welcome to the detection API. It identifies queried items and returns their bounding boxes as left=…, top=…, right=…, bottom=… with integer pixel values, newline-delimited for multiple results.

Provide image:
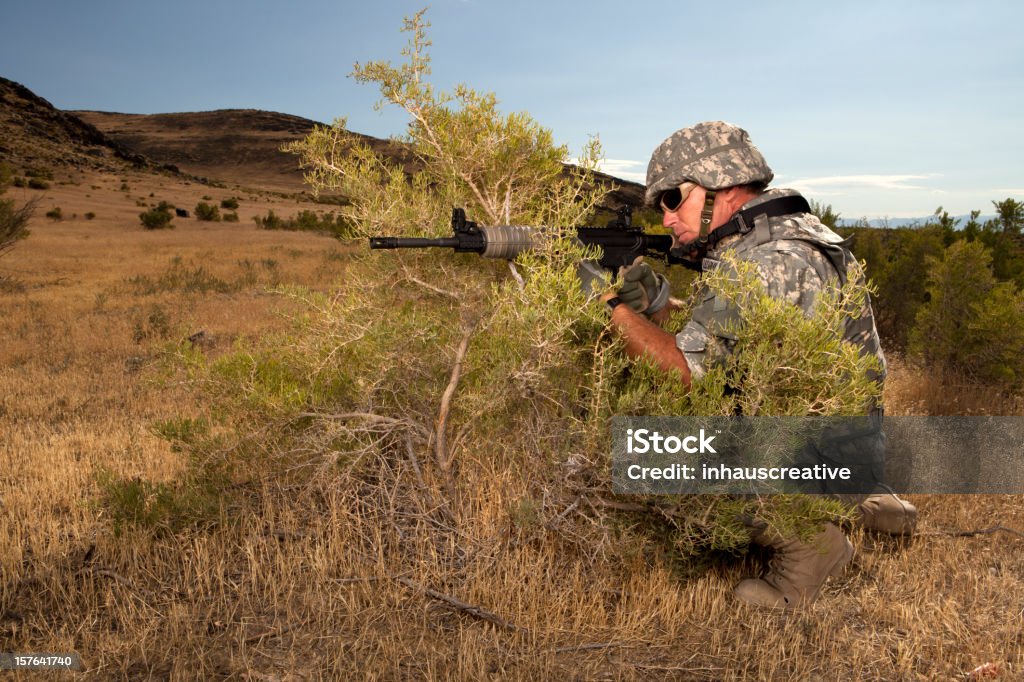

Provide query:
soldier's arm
left=603, top=295, right=692, bottom=387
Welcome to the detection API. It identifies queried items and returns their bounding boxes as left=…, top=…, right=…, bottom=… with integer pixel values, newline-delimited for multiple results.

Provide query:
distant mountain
left=839, top=214, right=997, bottom=229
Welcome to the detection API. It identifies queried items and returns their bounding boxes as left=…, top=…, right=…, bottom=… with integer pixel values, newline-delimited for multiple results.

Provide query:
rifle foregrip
left=480, top=225, right=537, bottom=259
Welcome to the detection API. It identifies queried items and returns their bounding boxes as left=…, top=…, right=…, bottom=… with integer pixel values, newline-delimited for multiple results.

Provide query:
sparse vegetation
left=194, top=201, right=221, bottom=222
left=139, top=204, right=173, bottom=230
left=1, top=32, right=1022, bottom=681
left=253, top=208, right=353, bottom=237
left=220, top=197, right=239, bottom=210
left=44, top=206, right=62, bottom=221
left=0, top=163, right=35, bottom=257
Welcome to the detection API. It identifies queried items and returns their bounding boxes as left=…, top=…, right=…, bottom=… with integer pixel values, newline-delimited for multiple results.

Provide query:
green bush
left=220, top=197, right=239, bottom=210
left=85, top=212, right=96, bottom=220
left=253, top=209, right=284, bottom=230
left=910, top=240, right=1024, bottom=388
left=222, top=211, right=239, bottom=223
left=253, top=209, right=354, bottom=237
left=28, top=178, right=50, bottom=190
left=45, top=206, right=62, bottom=221
left=194, top=202, right=221, bottom=222
left=96, top=467, right=223, bottom=536
left=1, top=189, right=35, bottom=255
left=139, top=206, right=173, bottom=230
left=148, top=10, right=871, bottom=567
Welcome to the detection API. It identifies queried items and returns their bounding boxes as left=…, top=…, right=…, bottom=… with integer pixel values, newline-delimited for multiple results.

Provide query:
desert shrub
left=96, top=466, right=223, bottom=536
left=1, top=174, right=35, bottom=256
left=125, top=258, right=234, bottom=295
left=27, top=178, right=50, bottom=190
left=139, top=205, right=173, bottom=230
left=254, top=209, right=354, bottom=237
left=132, top=304, right=173, bottom=343
left=194, top=202, right=221, bottom=222
left=45, top=207, right=62, bottom=221
left=85, top=212, right=96, bottom=220
left=845, top=225, right=946, bottom=349
left=220, top=197, right=239, bottom=210
left=125, top=256, right=282, bottom=296
left=253, top=209, right=284, bottom=230
left=222, top=211, right=239, bottom=223
left=146, top=10, right=876, bottom=576
left=909, top=239, right=1024, bottom=388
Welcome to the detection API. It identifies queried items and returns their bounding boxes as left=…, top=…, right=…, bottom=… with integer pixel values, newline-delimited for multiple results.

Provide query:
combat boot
left=858, top=492, right=917, bottom=536
left=733, top=523, right=853, bottom=610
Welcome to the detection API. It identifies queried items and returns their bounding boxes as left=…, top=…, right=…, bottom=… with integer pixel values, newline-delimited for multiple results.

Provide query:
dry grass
left=2, top=169, right=1023, bottom=680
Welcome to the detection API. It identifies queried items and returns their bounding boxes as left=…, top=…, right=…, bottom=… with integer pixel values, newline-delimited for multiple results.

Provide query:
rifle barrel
left=369, top=237, right=460, bottom=249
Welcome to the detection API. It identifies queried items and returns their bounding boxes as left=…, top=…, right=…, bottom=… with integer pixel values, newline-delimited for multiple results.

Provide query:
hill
left=72, top=108, right=646, bottom=209
left=71, top=109, right=416, bottom=195
left=2, top=75, right=644, bottom=210
left=0, top=76, right=171, bottom=175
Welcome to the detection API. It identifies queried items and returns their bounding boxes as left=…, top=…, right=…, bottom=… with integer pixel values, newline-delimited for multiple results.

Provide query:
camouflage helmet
left=644, top=121, right=774, bottom=207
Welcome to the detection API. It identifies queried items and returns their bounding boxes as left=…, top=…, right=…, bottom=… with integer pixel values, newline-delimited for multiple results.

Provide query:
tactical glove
left=617, top=257, right=670, bottom=315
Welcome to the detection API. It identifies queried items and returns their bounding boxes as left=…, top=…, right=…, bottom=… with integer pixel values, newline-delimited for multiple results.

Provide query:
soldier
left=603, top=121, right=917, bottom=609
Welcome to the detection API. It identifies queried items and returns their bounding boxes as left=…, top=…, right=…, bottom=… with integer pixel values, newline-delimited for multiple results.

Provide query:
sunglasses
left=659, top=182, right=697, bottom=212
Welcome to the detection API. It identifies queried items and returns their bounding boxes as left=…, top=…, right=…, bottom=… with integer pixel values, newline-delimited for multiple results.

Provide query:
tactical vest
left=691, top=192, right=887, bottom=383
left=688, top=196, right=889, bottom=492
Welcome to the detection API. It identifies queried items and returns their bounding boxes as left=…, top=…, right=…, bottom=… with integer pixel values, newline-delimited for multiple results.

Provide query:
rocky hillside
left=71, top=109, right=417, bottom=195
left=73, top=109, right=646, bottom=209
left=2, top=76, right=644, bottom=209
left=0, top=76, right=171, bottom=175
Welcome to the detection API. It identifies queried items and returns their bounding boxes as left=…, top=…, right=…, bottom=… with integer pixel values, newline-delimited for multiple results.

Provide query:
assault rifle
left=369, top=207, right=685, bottom=271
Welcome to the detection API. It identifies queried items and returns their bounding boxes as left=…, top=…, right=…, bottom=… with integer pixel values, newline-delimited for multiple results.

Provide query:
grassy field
left=1, top=169, right=1023, bottom=680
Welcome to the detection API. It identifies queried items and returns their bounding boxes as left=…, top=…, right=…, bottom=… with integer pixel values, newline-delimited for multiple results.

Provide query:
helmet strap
left=668, top=188, right=720, bottom=272
left=699, top=189, right=717, bottom=239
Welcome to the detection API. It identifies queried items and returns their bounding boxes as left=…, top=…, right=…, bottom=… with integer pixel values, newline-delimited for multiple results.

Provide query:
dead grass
left=1, top=168, right=1023, bottom=680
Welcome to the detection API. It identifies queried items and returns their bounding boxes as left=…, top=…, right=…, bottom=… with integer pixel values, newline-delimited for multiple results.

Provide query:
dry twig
left=435, top=321, right=478, bottom=498
left=394, top=576, right=528, bottom=634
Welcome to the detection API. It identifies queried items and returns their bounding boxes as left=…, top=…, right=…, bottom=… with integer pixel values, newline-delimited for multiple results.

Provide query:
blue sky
left=2, top=0, right=1021, bottom=219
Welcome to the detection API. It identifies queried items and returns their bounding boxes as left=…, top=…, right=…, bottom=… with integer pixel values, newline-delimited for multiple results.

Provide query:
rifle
left=369, top=207, right=685, bottom=271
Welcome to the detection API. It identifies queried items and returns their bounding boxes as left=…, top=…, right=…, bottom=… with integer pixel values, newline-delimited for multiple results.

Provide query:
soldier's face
left=663, top=185, right=707, bottom=245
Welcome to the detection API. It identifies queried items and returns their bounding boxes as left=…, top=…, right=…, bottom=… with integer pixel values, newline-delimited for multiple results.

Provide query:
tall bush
left=910, top=240, right=1024, bottom=388
left=144, top=10, right=879, bottom=562
left=0, top=163, right=35, bottom=256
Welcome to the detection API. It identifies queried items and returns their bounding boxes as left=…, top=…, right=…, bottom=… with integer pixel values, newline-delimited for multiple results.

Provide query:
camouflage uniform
left=675, top=187, right=887, bottom=386
left=636, top=122, right=911, bottom=607
left=639, top=121, right=885, bottom=394
left=673, top=187, right=888, bottom=494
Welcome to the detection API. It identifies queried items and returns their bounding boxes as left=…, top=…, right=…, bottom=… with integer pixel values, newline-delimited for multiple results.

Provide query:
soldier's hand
left=617, top=257, right=670, bottom=315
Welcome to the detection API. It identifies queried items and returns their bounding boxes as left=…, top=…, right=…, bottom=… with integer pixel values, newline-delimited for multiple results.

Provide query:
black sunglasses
left=658, top=182, right=696, bottom=212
